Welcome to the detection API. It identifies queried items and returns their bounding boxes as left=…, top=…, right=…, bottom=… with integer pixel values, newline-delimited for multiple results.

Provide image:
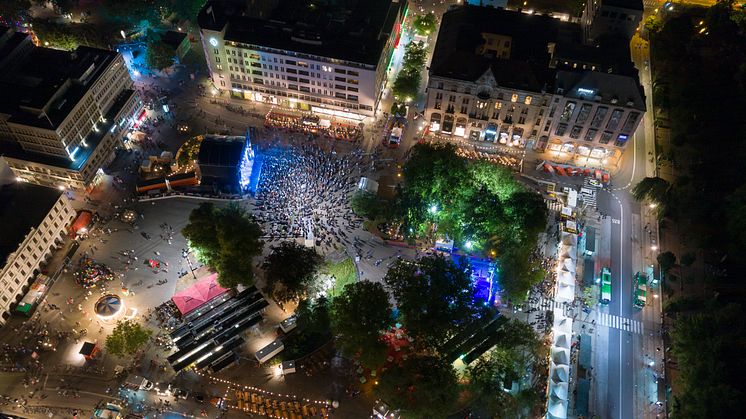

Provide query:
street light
left=651, top=245, right=658, bottom=251
left=182, top=248, right=197, bottom=279
left=429, top=204, right=438, bottom=214
left=465, top=240, right=473, bottom=250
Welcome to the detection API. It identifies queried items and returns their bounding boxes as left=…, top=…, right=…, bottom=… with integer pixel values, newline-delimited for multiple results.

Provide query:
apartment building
left=0, top=181, right=76, bottom=324
left=424, top=5, right=645, bottom=167
left=198, top=0, right=408, bottom=121
left=582, top=0, right=644, bottom=44
left=0, top=26, right=142, bottom=190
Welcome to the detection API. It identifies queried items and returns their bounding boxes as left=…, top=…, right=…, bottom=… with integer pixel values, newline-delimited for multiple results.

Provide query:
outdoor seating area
left=441, top=314, right=506, bottom=364
left=167, top=286, right=268, bottom=372
left=232, top=389, right=331, bottom=418
left=264, top=111, right=362, bottom=141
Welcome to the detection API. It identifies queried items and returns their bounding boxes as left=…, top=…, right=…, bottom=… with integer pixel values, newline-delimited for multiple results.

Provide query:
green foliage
left=262, top=241, right=322, bottom=303
left=392, top=41, right=426, bottom=100
left=413, top=12, right=437, bottom=36
left=650, top=4, right=746, bottom=255
left=376, top=354, right=459, bottom=418
left=321, top=257, right=357, bottom=298
left=632, top=177, right=671, bottom=204
left=657, top=251, right=677, bottom=274
left=397, top=143, right=547, bottom=301
left=671, top=303, right=746, bottom=417
left=331, top=281, right=392, bottom=369
left=350, top=190, right=381, bottom=220
left=105, top=320, right=152, bottom=357
left=182, top=202, right=264, bottom=288
left=101, top=0, right=166, bottom=26
left=390, top=102, right=407, bottom=117
left=31, top=19, right=109, bottom=50
left=147, top=40, right=176, bottom=71
left=384, top=254, right=477, bottom=348
left=283, top=297, right=332, bottom=359
left=165, top=0, right=206, bottom=22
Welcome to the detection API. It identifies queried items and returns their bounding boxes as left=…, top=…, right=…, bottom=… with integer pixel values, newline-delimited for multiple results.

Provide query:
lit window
left=524, top=96, right=532, bottom=105
left=511, top=94, right=518, bottom=103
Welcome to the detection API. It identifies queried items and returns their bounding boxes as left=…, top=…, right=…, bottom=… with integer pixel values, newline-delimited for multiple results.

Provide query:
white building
left=0, top=26, right=143, bottom=190
left=0, top=181, right=76, bottom=324
left=424, top=5, right=645, bottom=167
left=197, top=0, right=408, bottom=121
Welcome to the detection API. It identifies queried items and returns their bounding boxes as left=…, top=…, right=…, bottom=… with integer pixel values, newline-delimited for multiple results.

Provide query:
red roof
left=70, top=210, right=93, bottom=236
left=171, top=273, right=228, bottom=315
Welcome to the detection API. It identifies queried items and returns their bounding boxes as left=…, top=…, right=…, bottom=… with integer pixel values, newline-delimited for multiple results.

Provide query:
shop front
left=454, top=117, right=468, bottom=138
left=484, top=123, right=498, bottom=142
left=442, top=115, right=454, bottom=134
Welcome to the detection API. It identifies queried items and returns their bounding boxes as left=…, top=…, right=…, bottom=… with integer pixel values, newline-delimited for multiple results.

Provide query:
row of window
left=223, top=48, right=360, bottom=77
left=229, top=83, right=372, bottom=111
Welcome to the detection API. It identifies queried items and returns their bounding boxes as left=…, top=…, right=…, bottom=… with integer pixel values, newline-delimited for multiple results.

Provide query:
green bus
left=600, top=267, right=612, bottom=304
left=633, top=272, right=648, bottom=308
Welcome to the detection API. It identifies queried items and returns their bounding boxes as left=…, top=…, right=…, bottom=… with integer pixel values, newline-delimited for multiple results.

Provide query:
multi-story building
left=0, top=26, right=142, bottom=190
left=582, top=0, right=644, bottom=44
left=424, top=5, right=645, bottom=167
left=197, top=0, right=408, bottom=121
left=0, top=180, right=76, bottom=324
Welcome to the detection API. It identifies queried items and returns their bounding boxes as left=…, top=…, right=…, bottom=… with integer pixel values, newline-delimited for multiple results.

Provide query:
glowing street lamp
left=465, top=240, right=473, bottom=250
left=429, top=204, right=438, bottom=214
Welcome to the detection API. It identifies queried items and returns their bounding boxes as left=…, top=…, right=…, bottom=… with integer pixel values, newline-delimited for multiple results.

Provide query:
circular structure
left=94, top=294, right=123, bottom=319
left=121, top=209, right=137, bottom=223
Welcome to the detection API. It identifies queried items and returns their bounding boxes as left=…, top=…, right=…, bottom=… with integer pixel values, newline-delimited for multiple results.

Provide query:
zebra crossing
left=527, top=296, right=564, bottom=311
left=545, top=199, right=563, bottom=212
left=580, top=178, right=598, bottom=209
left=596, top=312, right=643, bottom=334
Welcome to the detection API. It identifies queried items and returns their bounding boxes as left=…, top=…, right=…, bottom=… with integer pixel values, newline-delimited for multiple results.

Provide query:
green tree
left=644, top=15, right=663, bottom=35
left=147, top=40, right=175, bottom=71
left=376, top=354, right=459, bottom=418
left=350, top=190, right=381, bottom=220
left=413, top=12, right=436, bottom=36
left=384, top=254, right=477, bottom=348
left=296, top=296, right=331, bottom=337
left=182, top=202, right=264, bottom=288
left=262, top=241, right=322, bottom=303
left=671, top=303, right=746, bottom=418
left=331, top=281, right=392, bottom=369
left=657, top=251, right=677, bottom=275
left=105, top=320, right=152, bottom=357
left=101, top=0, right=165, bottom=26
left=166, top=0, right=205, bottom=22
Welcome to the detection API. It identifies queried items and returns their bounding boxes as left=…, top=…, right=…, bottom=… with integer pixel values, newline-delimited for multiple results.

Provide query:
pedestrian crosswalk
left=527, top=296, right=564, bottom=311
left=545, top=199, right=563, bottom=212
left=596, top=312, right=643, bottom=334
left=581, top=178, right=598, bottom=209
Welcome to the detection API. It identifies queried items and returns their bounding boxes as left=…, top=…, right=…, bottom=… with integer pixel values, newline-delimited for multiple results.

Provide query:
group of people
left=253, top=144, right=365, bottom=253
left=264, top=112, right=363, bottom=142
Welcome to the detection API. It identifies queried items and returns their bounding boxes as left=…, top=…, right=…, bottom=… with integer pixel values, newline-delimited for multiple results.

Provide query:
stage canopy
left=172, top=273, right=228, bottom=316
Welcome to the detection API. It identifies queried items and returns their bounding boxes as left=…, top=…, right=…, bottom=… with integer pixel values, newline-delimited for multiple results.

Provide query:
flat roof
left=198, top=135, right=247, bottom=168
left=0, top=43, right=118, bottom=130
left=198, top=0, right=406, bottom=65
left=0, top=89, right=137, bottom=172
left=0, top=181, right=62, bottom=266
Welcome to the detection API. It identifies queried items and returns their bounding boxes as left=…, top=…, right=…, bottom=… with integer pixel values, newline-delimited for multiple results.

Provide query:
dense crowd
left=253, top=144, right=365, bottom=253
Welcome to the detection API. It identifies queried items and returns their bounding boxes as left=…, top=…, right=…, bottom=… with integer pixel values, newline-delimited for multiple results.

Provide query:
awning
left=172, top=273, right=229, bottom=315
left=70, top=211, right=93, bottom=236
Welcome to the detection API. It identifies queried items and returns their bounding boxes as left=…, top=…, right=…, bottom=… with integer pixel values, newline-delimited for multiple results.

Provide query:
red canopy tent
left=171, top=273, right=228, bottom=316
left=69, top=211, right=93, bottom=237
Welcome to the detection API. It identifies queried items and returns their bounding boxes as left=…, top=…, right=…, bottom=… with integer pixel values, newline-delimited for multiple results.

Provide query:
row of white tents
left=547, top=231, right=578, bottom=419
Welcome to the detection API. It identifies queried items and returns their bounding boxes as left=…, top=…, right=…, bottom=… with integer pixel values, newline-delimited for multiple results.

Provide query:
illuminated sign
left=577, top=88, right=596, bottom=96
left=209, top=37, right=219, bottom=47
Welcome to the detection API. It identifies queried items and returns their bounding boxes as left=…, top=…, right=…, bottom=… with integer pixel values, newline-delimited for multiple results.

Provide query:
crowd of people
left=253, top=144, right=365, bottom=253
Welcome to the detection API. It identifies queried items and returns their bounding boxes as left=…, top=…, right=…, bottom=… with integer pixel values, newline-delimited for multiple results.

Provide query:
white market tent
left=555, top=282, right=575, bottom=302
left=552, top=347, right=570, bottom=365
left=550, top=381, right=569, bottom=400
left=548, top=397, right=568, bottom=418
left=551, top=364, right=569, bottom=383
left=558, top=270, right=575, bottom=285
left=561, top=232, right=578, bottom=246
left=553, top=315, right=573, bottom=335
left=553, top=333, right=571, bottom=350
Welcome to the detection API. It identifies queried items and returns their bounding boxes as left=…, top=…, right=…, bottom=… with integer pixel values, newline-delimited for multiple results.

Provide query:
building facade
left=198, top=0, right=408, bottom=121
left=0, top=182, right=76, bottom=324
left=0, top=27, right=143, bottom=190
left=424, top=5, right=645, bottom=167
left=582, top=0, right=644, bottom=44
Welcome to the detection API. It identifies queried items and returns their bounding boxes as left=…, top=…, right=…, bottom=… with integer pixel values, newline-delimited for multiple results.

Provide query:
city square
left=0, top=0, right=743, bottom=419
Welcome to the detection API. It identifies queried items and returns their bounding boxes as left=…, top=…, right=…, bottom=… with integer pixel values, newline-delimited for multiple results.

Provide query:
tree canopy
left=671, top=303, right=746, bottom=417
left=384, top=254, right=478, bottom=348
left=182, top=202, right=263, bottom=288
left=105, top=320, right=152, bottom=357
left=331, top=281, right=392, bottom=369
left=350, top=190, right=382, bottom=220
left=396, top=143, right=547, bottom=301
left=262, top=241, right=322, bottom=303
left=392, top=41, right=426, bottom=101
left=376, top=354, right=459, bottom=418
left=413, top=13, right=437, bottom=36
left=147, top=40, right=176, bottom=71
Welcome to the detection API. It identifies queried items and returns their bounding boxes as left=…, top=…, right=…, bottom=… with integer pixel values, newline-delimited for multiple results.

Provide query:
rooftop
left=0, top=89, right=138, bottom=172
left=0, top=181, right=62, bottom=267
left=198, top=0, right=406, bottom=66
left=161, top=30, right=188, bottom=50
left=198, top=135, right=248, bottom=168
left=430, top=5, right=581, bottom=89
left=0, top=41, right=118, bottom=130
left=555, top=70, right=646, bottom=111
left=601, top=0, right=644, bottom=10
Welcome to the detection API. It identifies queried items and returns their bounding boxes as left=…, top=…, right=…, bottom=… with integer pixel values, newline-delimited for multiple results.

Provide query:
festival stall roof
left=550, top=381, right=569, bottom=400
left=553, top=333, right=571, bottom=350
left=548, top=396, right=568, bottom=418
left=556, top=282, right=575, bottom=302
left=553, top=314, right=573, bottom=335
left=551, top=364, right=569, bottom=383
left=70, top=210, right=93, bottom=236
left=552, top=347, right=570, bottom=365
left=171, top=273, right=229, bottom=315
left=558, top=270, right=574, bottom=285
